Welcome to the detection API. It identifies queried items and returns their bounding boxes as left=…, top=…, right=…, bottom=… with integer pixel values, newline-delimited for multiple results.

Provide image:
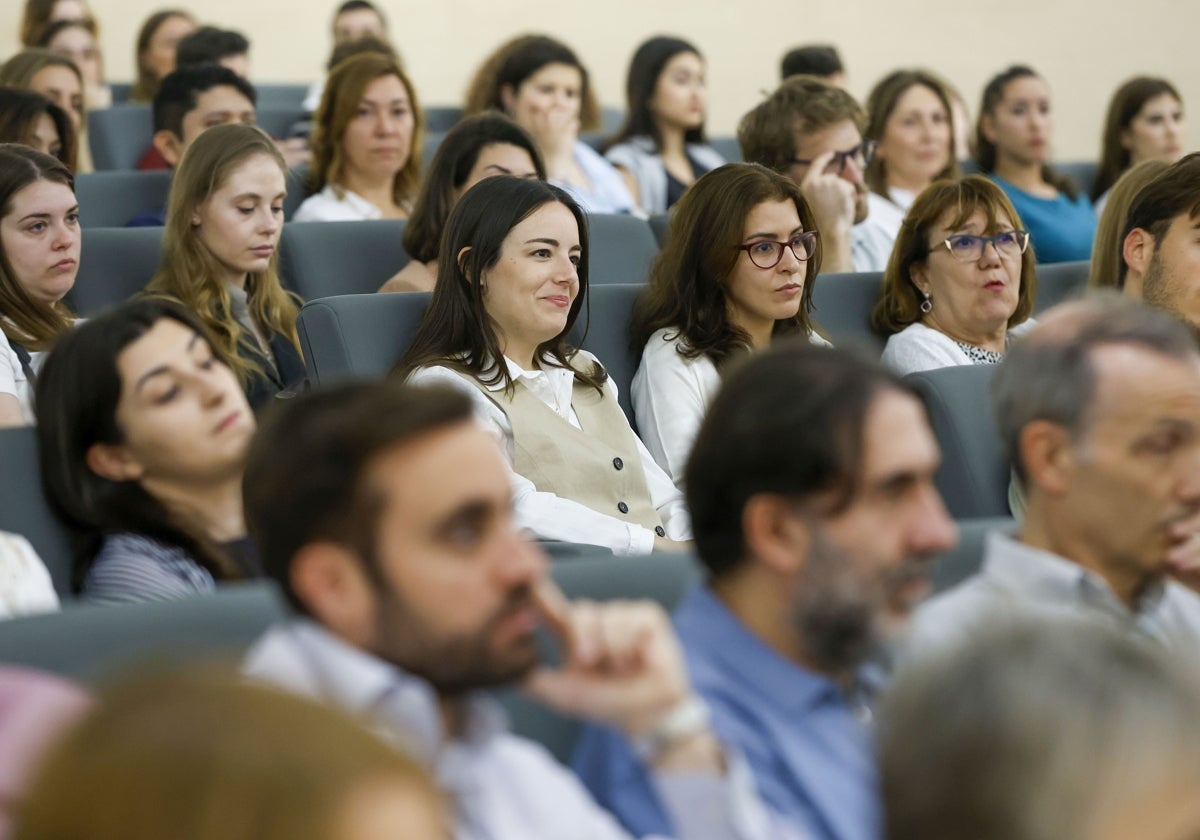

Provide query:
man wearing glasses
left=738, top=75, right=890, bottom=273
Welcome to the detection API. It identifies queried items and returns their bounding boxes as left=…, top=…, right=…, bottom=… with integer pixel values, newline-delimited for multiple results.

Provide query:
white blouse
left=0, top=340, right=45, bottom=426
left=292, top=185, right=382, bottom=222
left=881, top=320, right=1037, bottom=376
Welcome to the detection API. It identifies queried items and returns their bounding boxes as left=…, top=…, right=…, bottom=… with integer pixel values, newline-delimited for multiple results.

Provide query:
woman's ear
left=458, top=246, right=487, bottom=293
left=979, top=112, right=996, bottom=144
left=909, top=261, right=930, bottom=296
left=85, top=442, right=144, bottom=482
left=499, top=83, right=516, bottom=114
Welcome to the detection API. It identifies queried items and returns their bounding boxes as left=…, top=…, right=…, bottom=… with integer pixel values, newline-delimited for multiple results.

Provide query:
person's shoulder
left=293, top=186, right=365, bottom=222
left=95, top=532, right=185, bottom=560
left=882, top=322, right=962, bottom=372
left=640, top=327, right=689, bottom=360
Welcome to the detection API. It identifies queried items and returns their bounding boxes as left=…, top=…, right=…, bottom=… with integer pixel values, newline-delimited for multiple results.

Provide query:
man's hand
left=523, top=104, right=579, bottom=166
left=798, top=150, right=856, bottom=272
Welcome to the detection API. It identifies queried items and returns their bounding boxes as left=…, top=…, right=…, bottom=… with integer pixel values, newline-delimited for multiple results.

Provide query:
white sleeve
left=0, top=532, right=59, bottom=619
left=631, top=338, right=709, bottom=492
left=880, top=325, right=970, bottom=375
left=0, top=342, right=20, bottom=399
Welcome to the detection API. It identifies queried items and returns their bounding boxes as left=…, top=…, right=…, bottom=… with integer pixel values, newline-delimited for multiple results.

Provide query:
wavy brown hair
left=738, top=75, right=865, bottom=173
left=1093, top=77, right=1182, bottom=202
left=631, top=163, right=822, bottom=368
left=129, top=9, right=194, bottom=102
left=864, top=69, right=959, bottom=197
left=145, top=124, right=300, bottom=387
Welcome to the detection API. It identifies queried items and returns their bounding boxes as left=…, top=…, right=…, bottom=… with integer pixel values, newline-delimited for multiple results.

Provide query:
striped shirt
left=83, top=533, right=216, bottom=604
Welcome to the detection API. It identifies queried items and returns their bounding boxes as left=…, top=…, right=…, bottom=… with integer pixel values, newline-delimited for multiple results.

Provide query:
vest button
left=612, top=457, right=624, bottom=470
left=617, top=501, right=629, bottom=514
left=655, top=526, right=666, bottom=537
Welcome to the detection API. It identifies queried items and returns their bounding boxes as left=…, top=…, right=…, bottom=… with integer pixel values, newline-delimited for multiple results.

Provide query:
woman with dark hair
left=630, top=163, right=826, bottom=488
left=975, top=65, right=1095, bottom=263
left=1, top=50, right=88, bottom=171
left=128, top=8, right=196, bottom=103
left=397, top=176, right=689, bottom=554
left=464, top=35, right=634, bottom=215
left=380, top=113, right=543, bottom=293
left=145, top=124, right=304, bottom=409
left=1092, top=77, right=1185, bottom=214
left=0, top=143, right=78, bottom=428
left=35, top=298, right=258, bottom=603
left=603, top=37, right=724, bottom=215
left=0, top=89, right=77, bottom=172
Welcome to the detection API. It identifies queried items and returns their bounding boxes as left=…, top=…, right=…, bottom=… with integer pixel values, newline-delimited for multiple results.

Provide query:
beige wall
left=4, top=0, right=1198, bottom=160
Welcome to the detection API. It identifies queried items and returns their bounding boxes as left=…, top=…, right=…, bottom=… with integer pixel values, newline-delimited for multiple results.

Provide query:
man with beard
left=737, top=76, right=889, bottom=273
left=907, top=297, right=1200, bottom=656
left=1119, top=153, right=1200, bottom=330
left=573, top=342, right=958, bottom=840
left=242, top=381, right=798, bottom=840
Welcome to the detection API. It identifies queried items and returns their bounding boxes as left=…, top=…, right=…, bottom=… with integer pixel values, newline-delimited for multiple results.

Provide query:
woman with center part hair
left=1092, top=77, right=1186, bottom=216
left=128, top=8, right=196, bottom=103
left=144, top=124, right=304, bottom=409
left=0, top=88, right=78, bottom=173
left=295, top=51, right=423, bottom=222
left=37, top=19, right=112, bottom=110
left=603, top=36, right=725, bottom=215
left=872, top=175, right=1039, bottom=376
left=380, top=113, right=544, bottom=294
left=397, top=176, right=689, bottom=555
left=630, top=163, right=826, bottom=489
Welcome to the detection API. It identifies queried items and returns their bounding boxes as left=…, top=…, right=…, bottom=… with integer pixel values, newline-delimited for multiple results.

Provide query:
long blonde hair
left=145, top=124, right=300, bottom=386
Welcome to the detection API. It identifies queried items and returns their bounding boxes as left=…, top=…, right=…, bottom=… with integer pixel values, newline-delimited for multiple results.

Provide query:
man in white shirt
left=242, top=381, right=795, bottom=840
left=908, top=297, right=1200, bottom=656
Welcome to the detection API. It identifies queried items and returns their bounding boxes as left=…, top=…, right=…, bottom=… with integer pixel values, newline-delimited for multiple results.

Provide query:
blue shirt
left=990, top=175, right=1096, bottom=264
left=573, top=585, right=880, bottom=840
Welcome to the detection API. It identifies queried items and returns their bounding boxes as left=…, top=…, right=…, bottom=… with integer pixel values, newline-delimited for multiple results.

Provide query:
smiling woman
left=396, top=176, right=691, bottom=555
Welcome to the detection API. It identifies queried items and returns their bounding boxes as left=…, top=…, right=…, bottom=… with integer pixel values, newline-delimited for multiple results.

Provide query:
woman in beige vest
left=397, top=176, right=690, bottom=556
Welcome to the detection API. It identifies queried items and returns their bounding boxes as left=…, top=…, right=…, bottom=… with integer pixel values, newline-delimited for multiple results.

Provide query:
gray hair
left=992, top=294, right=1198, bottom=484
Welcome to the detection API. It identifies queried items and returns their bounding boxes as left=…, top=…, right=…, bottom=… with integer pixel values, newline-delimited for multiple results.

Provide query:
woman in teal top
left=976, top=65, right=1095, bottom=263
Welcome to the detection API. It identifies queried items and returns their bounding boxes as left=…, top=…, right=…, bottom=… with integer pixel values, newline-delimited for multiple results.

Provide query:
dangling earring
left=920, top=291, right=933, bottom=314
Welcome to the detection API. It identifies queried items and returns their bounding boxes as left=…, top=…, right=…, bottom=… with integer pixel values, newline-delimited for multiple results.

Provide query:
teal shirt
left=990, top=175, right=1096, bottom=264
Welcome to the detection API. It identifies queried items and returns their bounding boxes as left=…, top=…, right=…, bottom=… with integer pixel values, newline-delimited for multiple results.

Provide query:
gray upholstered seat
left=809, top=270, right=884, bottom=349
left=279, top=220, right=410, bottom=301
left=586, top=214, right=658, bottom=286
left=75, top=170, right=173, bottom=227
left=87, top=105, right=154, bottom=170
left=1033, top=260, right=1089, bottom=313
left=69, top=226, right=163, bottom=315
left=297, top=292, right=429, bottom=383
left=931, top=516, right=1017, bottom=594
left=0, top=427, right=73, bottom=598
left=570, top=284, right=644, bottom=426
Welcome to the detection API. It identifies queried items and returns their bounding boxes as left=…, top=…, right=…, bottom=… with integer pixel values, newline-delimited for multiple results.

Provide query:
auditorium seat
left=709, top=135, right=742, bottom=163
left=279, top=220, right=410, bottom=300
left=75, top=170, right=173, bottom=227
left=254, top=83, right=308, bottom=111
left=297, top=292, right=429, bottom=383
left=647, top=213, right=671, bottom=247
left=284, top=165, right=311, bottom=219
left=809, top=270, right=883, bottom=348
left=570, top=284, right=644, bottom=425
left=87, top=105, right=153, bottom=170
left=906, top=365, right=1010, bottom=519
left=587, top=214, right=658, bottom=286
left=1058, top=161, right=1099, bottom=199
left=424, top=106, right=463, bottom=132
left=931, top=516, right=1016, bottom=594
left=1033, top=260, right=1088, bottom=312
left=69, top=226, right=163, bottom=315
left=0, top=427, right=73, bottom=599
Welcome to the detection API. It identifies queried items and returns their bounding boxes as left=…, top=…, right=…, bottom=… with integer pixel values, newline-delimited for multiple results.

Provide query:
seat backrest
left=931, top=516, right=1015, bottom=594
left=255, top=106, right=308, bottom=139
left=0, top=581, right=288, bottom=683
left=810, top=271, right=884, bottom=348
left=1057, top=160, right=1098, bottom=199
left=647, top=213, right=671, bottom=247
left=279, top=220, right=410, bottom=300
left=424, top=106, right=463, bottom=132
left=570, top=284, right=644, bottom=426
left=87, top=105, right=153, bottom=170
left=906, top=365, right=1010, bottom=518
left=587, top=214, right=658, bottom=286
left=75, top=170, right=173, bottom=227
left=297, top=292, right=430, bottom=383
left=254, top=84, right=308, bottom=111
left=1033, top=260, right=1089, bottom=313
left=0, top=427, right=74, bottom=598
left=709, top=135, right=742, bottom=163
left=284, top=165, right=310, bottom=221
left=69, top=226, right=163, bottom=315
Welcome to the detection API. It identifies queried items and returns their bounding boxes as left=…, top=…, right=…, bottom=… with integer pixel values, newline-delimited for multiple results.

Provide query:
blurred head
left=37, top=19, right=103, bottom=89
left=0, top=49, right=85, bottom=134
left=12, top=670, right=451, bottom=840
left=864, top=69, right=957, bottom=196
left=873, top=175, right=1037, bottom=344
left=611, top=36, right=707, bottom=150
left=993, top=296, right=1200, bottom=592
left=882, top=619, right=1200, bottom=840
left=131, top=9, right=197, bottom=101
left=151, top=64, right=257, bottom=167
left=1121, top=153, right=1200, bottom=326
left=780, top=44, right=845, bottom=87
left=332, top=0, right=387, bottom=45
left=403, top=113, right=544, bottom=264
left=1094, top=77, right=1185, bottom=201
left=246, top=382, right=549, bottom=694
left=687, top=343, right=956, bottom=673
left=466, top=34, right=600, bottom=132
left=738, top=75, right=869, bottom=223
left=324, top=33, right=398, bottom=73
left=0, top=90, right=77, bottom=179
left=1090, top=159, right=1170, bottom=289
left=175, top=26, right=252, bottom=78
left=977, top=65, right=1053, bottom=173
left=310, top=52, right=423, bottom=209
left=633, top=163, right=822, bottom=366
left=19, top=0, right=90, bottom=46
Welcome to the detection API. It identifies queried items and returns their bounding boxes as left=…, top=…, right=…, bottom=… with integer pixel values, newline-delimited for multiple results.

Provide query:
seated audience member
left=0, top=144, right=79, bottom=428
left=603, top=37, right=725, bottom=215
left=13, top=670, right=450, bottom=840
left=128, top=8, right=197, bottom=103
left=0, top=50, right=86, bottom=158
left=19, top=0, right=93, bottom=46
left=1088, top=159, right=1169, bottom=289
left=303, top=0, right=391, bottom=112
left=779, top=44, right=845, bottom=87
left=0, top=91, right=76, bottom=172
left=464, top=34, right=635, bottom=215
left=145, top=124, right=305, bottom=408
left=1117, top=154, right=1200, bottom=328
left=738, top=76, right=881, bottom=272
left=873, top=175, right=1037, bottom=375
left=242, top=380, right=797, bottom=840
left=907, top=297, right=1200, bottom=656
left=574, top=343, right=957, bottom=839
left=174, top=25, right=251, bottom=78
left=35, top=299, right=260, bottom=603
left=1092, top=77, right=1186, bottom=215
left=380, top=113, right=543, bottom=294
left=295, top=52, right=423, bottom=221
left=0, top=532, right=59, bottom=619
left=36, top=19, right=111, bottom=110
left=860, top=70, right=958, bottom=253
left=129, top=64, right=258, bottom=216
left=397, top=176, right=689, bottom=554
left=630, top=163, right=826, bottom=489
left=884, top=621, right=1200, bottom=840
left=976, top=65, right=1095, bottom=263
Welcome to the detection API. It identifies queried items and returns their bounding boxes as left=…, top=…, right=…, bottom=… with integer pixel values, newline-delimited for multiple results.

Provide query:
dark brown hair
left=1093, top=77, right=1182, bottom=201
left=1119, top=152, right=1200, bottom=288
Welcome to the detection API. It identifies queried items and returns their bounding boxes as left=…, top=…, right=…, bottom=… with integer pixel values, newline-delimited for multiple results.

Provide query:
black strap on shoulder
left=6, top=337, right=35, bottom=384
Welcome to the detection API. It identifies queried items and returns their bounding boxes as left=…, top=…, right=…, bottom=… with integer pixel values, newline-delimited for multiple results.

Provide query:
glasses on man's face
left=791, top=140, right=877, bottom=176
left=737, top=231, right=819, bottom=269
left=930, top=230, right=1031, bottom=262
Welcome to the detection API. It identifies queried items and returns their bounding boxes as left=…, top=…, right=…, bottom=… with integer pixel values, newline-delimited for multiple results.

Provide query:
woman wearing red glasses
left=872, top=175, right=1039, bottom=375
left=629, top=163, right=826, bottom=489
